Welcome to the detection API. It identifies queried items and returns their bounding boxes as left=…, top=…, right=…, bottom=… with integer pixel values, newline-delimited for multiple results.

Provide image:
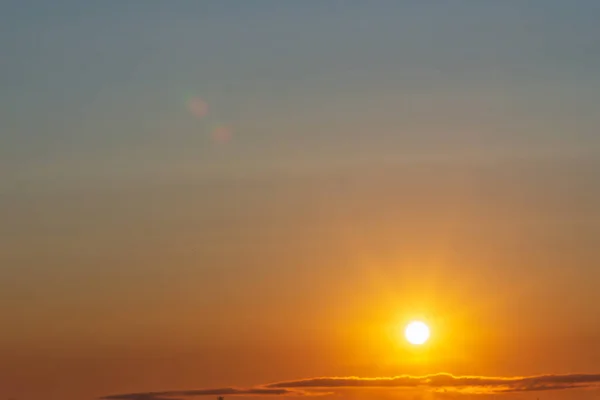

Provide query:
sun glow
left=405, top=321, right=430, bottom=345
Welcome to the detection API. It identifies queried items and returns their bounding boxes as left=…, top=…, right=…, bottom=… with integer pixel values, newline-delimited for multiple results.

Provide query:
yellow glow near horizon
left=405, top=321, right=430, bottom=345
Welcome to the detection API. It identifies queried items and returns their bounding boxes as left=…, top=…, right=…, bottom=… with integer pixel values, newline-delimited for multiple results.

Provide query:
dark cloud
left=101, top=372, right=600, bottom=399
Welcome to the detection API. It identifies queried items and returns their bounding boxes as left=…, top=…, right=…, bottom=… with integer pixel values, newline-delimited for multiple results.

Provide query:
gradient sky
left=2, top=2, right=600, bottom=400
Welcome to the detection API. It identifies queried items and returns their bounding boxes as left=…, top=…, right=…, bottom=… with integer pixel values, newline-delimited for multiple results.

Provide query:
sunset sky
left=2, top=1, right=600, bottom=400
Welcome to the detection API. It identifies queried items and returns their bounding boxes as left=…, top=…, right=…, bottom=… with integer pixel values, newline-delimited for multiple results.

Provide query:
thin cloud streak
left=103, top=388, right=323, bottom=400
left=101, top=373, right=600, bottom=399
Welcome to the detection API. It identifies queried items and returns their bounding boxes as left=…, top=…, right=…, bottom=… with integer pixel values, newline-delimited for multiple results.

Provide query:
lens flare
left=211, top=125, right=232, bottom=144
left=188, top=97, right=208, bottom=119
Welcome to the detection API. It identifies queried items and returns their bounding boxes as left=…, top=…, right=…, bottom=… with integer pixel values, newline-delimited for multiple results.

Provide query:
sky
left=1, top=1, right=600, bottom=400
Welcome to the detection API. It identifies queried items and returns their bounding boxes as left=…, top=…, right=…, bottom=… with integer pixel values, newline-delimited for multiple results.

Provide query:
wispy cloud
left=101, top=372, right=600, bottom=399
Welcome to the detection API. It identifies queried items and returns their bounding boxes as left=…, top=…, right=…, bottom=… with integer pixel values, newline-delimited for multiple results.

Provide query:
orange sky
left=3, top=161, right=600, bottom=400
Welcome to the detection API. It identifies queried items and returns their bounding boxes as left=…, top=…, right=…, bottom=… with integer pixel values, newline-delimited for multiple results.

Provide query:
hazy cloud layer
left=267, top=373, right=600, bottom=394
left=101, top=372, right=600, bottom=399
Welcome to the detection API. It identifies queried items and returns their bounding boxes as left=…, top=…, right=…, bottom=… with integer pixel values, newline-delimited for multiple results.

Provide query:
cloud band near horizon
left=101, top=372, right=600, bottom=399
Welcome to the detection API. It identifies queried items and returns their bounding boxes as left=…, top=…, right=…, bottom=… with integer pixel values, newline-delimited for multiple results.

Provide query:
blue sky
left=2, top=0, right=600, bottom=183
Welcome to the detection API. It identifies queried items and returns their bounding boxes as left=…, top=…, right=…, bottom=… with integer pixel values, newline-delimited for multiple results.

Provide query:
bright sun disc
left=405, top=321, right=430, bottom=345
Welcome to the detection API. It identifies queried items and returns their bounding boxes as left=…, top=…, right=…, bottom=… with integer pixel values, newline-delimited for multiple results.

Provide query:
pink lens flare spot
left=188, top=97, right=208, bottom=119
left=211, top=126, right=232, bottom=143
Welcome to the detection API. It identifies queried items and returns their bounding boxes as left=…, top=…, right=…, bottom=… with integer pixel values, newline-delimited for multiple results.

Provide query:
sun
left=404, top=321, right=430, bottom=345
